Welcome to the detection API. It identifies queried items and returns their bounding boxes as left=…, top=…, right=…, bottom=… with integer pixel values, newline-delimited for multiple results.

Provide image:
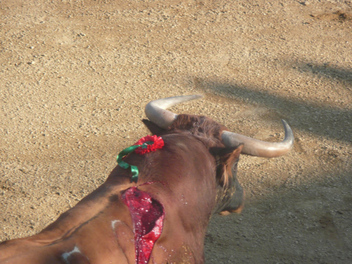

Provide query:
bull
left=0, top=95, right=293, bottom=264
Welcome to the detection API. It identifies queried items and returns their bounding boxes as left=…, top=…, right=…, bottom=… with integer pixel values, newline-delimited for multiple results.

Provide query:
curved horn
left=221, top=120, right=294, bottom=158
left=145, top=95, right=203, bottom=128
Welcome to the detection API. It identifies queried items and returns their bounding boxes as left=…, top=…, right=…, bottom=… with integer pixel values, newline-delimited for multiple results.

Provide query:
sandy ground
left=0, top=0, right=351, bottom=263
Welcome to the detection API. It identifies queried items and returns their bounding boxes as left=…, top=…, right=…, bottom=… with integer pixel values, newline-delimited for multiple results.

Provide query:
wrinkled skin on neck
left=0, top=115, right=244, bottom=264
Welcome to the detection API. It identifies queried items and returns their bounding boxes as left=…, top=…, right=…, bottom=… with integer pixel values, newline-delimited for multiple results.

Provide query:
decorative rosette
left=134, top=135, right=164, bottom=155
left=116, top=135, right=164, bottom=183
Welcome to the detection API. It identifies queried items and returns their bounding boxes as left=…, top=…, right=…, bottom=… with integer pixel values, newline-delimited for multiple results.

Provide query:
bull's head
left=144, top=95, right=293, bottom=214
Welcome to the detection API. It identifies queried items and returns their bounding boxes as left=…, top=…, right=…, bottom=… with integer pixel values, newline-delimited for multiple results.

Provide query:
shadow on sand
left=201, top=63, right=352, bottom=262
left=205, top=171, right=352, bottom=263
left=193, top=75, right=351, bottom=143
left=294, top=61, right=352, bottom=87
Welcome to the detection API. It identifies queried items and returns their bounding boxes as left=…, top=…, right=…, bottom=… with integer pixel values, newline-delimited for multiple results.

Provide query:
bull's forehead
left=168, top=114, right=227, bottom=140
left=163, top=132, right=226, bottom=152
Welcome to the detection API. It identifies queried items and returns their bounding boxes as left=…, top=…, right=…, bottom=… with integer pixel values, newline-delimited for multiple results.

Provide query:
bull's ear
left=219, top=144, right=243, bottom=187
left=142, top=119, right=168, bottom=136
left=215, top=144, right=245, bottom=215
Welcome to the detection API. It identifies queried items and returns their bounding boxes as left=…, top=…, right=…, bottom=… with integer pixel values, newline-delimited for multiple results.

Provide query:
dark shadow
left=293, top=61, right=352, bottom=87
left=142, top=119, right=167, bottom=136
left=204, top=170, right=352, bottom=263
left=194, top=78, right=351, bottom=143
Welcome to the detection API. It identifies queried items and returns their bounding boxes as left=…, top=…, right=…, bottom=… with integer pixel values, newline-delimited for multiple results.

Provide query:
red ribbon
left=134, top=135, right=164, bottom=155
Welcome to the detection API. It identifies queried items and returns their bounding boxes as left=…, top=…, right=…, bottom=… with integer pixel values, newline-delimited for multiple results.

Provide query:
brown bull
left=0, top=95, right=294, bottom=264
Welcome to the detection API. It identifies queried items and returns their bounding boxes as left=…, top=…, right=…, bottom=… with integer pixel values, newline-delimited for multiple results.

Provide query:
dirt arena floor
left=1, top=0, right=351, bottom=263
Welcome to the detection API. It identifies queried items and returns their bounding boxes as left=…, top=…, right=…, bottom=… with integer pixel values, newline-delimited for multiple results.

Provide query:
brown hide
left=0, top=118, right=241, bottom=264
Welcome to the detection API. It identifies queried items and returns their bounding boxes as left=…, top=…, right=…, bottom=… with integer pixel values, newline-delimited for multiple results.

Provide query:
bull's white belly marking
left=62, top=246, right=81, bottom=264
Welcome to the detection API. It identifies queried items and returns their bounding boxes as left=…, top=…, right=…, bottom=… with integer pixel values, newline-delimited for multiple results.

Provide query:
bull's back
left=0, top=193, right=135, bottom=264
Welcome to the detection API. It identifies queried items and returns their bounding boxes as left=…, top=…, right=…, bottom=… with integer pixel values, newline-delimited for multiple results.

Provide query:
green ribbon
left=116, top=142, right=154, bottom=183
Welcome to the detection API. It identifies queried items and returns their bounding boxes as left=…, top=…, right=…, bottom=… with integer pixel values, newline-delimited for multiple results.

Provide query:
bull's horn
left=145, top=95, right=203, bottom=128
left=221, top=120, right=294, bottom=158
